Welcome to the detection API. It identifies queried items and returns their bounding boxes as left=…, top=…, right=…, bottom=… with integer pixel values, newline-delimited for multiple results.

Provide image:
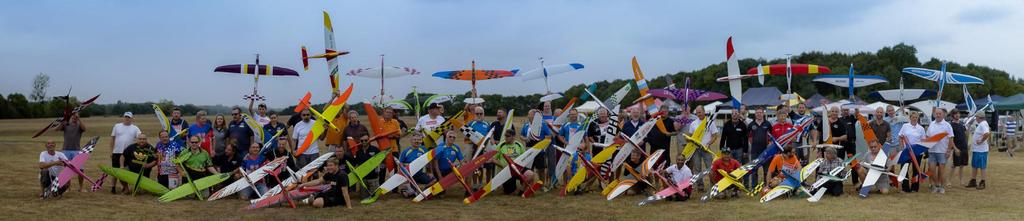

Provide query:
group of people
left=38, top=96, right=1007, bottom=207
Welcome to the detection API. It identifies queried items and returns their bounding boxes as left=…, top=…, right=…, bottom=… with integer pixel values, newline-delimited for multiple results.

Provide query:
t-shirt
left=665, top=164, right=692, bottom=184
left=170, top=119, right=189, bottom=139
left=319, top=170, right=350, bottom=203
left=292, top=120, right=318, bottom=155
left=187, top=122, right=213, bottom=152
left=899, top=123, right=926, bottom=145
left=123, top=143, right=157, bottom=172
left=241, top=154, right=264, bottom=173
left=687, top=117, right=720, bottom=146
left=587, top=121, right=617, bottom=146
left=771, top=122, right=793, bottom=140
left=645, top=118, right=677, bottom=151
left=341, top=123, right=370, bottom=150
left=768, top=155, right=800, bottom=178
left=61, top=121, right=84, bottom=151
left=559, top=122, right=584, bottom=145
left=926, top=120, right=955, bottom=154
left=1008, top=120, right=1018, bottom=136
left=354, top=145, right=382, bottom=179
left=570, top=151, right=592, bottom=174
left=494, top=141, right=525, bottom=167
left=156, top=141, right=183, bottom=175
left=213, top=152, right=241, bottom=173
left=324, top=117, right=347, bottom=146
left=950, top=122, right=968, bottom=152
left=382, top=119, right=402, bottom=148
left=110, top=123, right=142, bottom=154
left=710, top=158, right=741, bottom=183
left=254, top=113, right=270, bottom=126
left=262, top=123, right=288, bottom=149
left=521, top=121, right=551, bottom=141
left=436, top=143, right=463, bottom=172
left=39, top=151, right=68, bottom=176
left=489, top=120, right=515, bottom=141
left=869, top=120, right=891, bottom=145
left=826, top=119, right=847, bottom=144
left=182, top=149, right=214, bottom=173
left=720, top=119, right=749, bottom=151
left=621, top=120, right=645, bottom=137
left=416, top=115, right=445, bottom=132
left=748, top=121, right=772, bottom=150
left=972, top=120, right=991, bottom=152
left=227, top=120, right=253, bottom=153
left=400, top=145, right=428, bottom=167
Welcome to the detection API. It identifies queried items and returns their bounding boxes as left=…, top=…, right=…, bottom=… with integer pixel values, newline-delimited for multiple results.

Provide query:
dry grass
left=2, top=116, right=1023, bottom=220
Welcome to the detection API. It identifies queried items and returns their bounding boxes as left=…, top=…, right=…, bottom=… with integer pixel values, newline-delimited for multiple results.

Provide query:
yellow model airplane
left=700, top=157, right=764, bottom=203
left=292, top=84, right=353, bottom=156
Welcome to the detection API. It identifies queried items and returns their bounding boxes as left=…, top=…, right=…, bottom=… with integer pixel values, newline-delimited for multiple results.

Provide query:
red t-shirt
left=771, top=122, right=793, bottom=138
left=710, top=158, right=741, bottom=183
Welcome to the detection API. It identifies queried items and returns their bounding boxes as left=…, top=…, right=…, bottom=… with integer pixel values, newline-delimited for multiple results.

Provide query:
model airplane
left=208, top=157, right=289, bottom=201
left=715, top=37, right=764, bottom=105
left=47, top=137, right=104, bottom=196
left=32, top=93, right=100, bottom=138
left=858, top=148, right=897, bottom=198
left=760, top=158, right=822, bottom=203
left=412, top=150, right=498, bottom=202
left=432, top=61, right=517, bottom=104
left=519, top=58, right=584, bottom=102
left=347, top=55, right=419, bottom=105
left=362, top=148, right=441, bottom=204
left=746, top=57, right=831, bottom=99
left=638, top=170, right=707, bottom=206
left=551, top=115, right=593, bottom=186
left=902, top=62, right=985, bottom=107
left=292, top=84, right=353, bottom=156
left=383, top=86, right=455, bottom=119
left=300, top=11, right=350, bottom=95
left=463, top=139, right=550, bottom=204
left=214, top=54, right=299, bottom=102
left=812, top=64, right=888, bottom=101
left=807, top=153, right=860, bottom=202
left=255, top=152, right=335, bottom=203
left=700, top=157, right=764, bottom=203
left=632, top=57, right=656, bottom=113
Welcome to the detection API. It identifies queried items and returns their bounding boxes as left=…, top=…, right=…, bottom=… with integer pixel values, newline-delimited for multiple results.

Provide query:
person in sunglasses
left=177, top=135, right=219, bottom=197
left=353, top=134, right=382, bottom=192
left=227, top=107, right=253, bottom=158
left=292, top=109, right=320, bottom=168
left=433, top=131, right=465, bottom=186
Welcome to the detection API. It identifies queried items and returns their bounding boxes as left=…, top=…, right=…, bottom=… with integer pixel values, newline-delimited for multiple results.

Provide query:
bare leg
left=312, top=198, right=324, bottom=208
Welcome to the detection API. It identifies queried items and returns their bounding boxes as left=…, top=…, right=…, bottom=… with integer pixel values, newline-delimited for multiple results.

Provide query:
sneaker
left=966, top=179, right=977, bottom=188
left=938, top=187, right=946, bottom=194
left=978, top=180, right=986, bottom=190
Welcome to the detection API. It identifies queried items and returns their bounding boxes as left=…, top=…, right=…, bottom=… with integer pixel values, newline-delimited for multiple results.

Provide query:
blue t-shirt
left=187, top=123, right=211, bottom=139
left=559, top=122, right=584, bottom=143
left=262, top=123, right=287, bottom=150
left=467, top=120, right=490, bottom=134
left=400, top=145, right=428, bottom=164
left=436, top=143, right=463, bottom=172
left=241, top=154, right=264, bottom=171
left=570, top=151, right=592, bottom=174
left=521, top=122, right=551, bottom=140
left=227, top=120, right=253, bottom=154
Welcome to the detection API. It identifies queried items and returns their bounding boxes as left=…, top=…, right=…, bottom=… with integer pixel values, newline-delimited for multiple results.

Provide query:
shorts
left=929, top=152, right=947, bottom=165
left=111, top=153, right=124, bottom=168
left=322, top=195, right=348, bottom=207
left=971, top=152, right=988, bottom=169
left=952, top=149, right=969, bottom=166
left=63, top=150, right=80, bottom=160
left=532, top=151, right=547, bottom=170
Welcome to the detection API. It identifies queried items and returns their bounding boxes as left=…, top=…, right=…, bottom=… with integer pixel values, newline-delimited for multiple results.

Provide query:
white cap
left=123, top=112, right=134, bottom=118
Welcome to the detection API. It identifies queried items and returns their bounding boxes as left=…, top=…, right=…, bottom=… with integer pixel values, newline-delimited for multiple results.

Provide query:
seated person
left=238, top=143, right=266, bottom=200
left=664, top=156, right=693, bottom=201
left=352, top=134, right=382, bottom=193
left=856, top=140, right=892, bottom=196
left=710, top=149, right=742, bottom=198
left=814, top=147, right=845, bottom=197
left=39, top=141, right=68, bottom=198
left=300, top=159, right=352, bottom=208
left=766, top=146, right=801, bottom=191
left=398, top=133, right=434, bottom=197
left=622, top=151, right=648, bottom=195
left=568, top=141, right=593, bottom=195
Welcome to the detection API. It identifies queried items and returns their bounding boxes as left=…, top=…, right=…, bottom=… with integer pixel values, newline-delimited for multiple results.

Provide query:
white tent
left=812, top=99, right=852, bottom=112
left=576, top=101, right=600, bottom=113
left=909, top=99, right=957, bottom=122
left=860, top=101, right=894, bottom=113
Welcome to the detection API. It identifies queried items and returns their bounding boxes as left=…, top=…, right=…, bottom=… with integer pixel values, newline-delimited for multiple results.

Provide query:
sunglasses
left=232, top=113, right=240, bottom=116
left=190, top=141, right=200, bottom=144
left=301, top=114, right=311, bottom=116
left=475, top=113, right=484, bottom=115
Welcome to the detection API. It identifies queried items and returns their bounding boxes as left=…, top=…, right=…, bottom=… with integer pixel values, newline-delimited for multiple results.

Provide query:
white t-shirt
left=292, top=120, right=318, bottom=155
left=972, top=120, right=991, bottom=152
left=898, top=123, right=926, bottom=145
left=111, top=123, right=142, bottom=154
left=255, top=113, right=270, bottom=126
left=926, top=120, right=954, bottom=154
left=416, top=115, right=446, bottom=132
left=665, top=164, right=692, bottom=184
left=39, top=151, right=68, bottom=176
left=687, top=117, right=719, bottom=145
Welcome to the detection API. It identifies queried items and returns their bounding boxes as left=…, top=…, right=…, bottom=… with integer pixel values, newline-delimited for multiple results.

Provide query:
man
left=646, top=105, right=679, bottom=167
left=687, top=105, right=719, bottom=191
left=521, top=109, right=551, bottom=184
left=122, top=134, right=157, bottom=194
left=557, top=108, right=584, bottom=151
left=766, top=146, right=801, bottom=188
left=169, top=107, right=190, bottom=140
left=721, top=109, right=749, bottom=163
left=249, top=103, right=271, bottom=126
left=178, top=135, right=219, bottom=196
left=664, top=156, right=693, bottom=201
left=213, top=143, right=242, bottom=177
left=622, top=107, right=645, bottom=137
left=155, top=131, right=183, bottom=189
left=885, top=105, right=907, bottom=158
left=489, top=109, right=515, bottom=142
left=1007, top=115, right=1018, bottom=157
left=841, top=107, right=858, bottom=159
left=57, top=113, right=85, bottom=191
left=710, top=148, right=741, bottom=198
left=187, top=110, right=213, bottom=154
left=227, top=107, right=253, bottom=157
left=110, top=112, right=141, bottom=193
left=341, top=110, right=370, bottom=153
left=292, top=109, right=320, bottom=168
left=949, top=110, right=969, bottom=187
left=353, top=134, right=383, bottom=191
left=466, top=106, right=491, bottom=156
left=856, top=140, right=892, bottom=196
left=39, top=141, right=68, bottom=197
left=926, top=108, right=955, bottom=194
left=823, top=106, right=849, bottom=153
left=587, top=108, right=615, bottom=155
left=746, top=107, right=771, bottom=188
left=381, top=107, right=404, bottom=150
left=870, top=107, right=891, bottom=154
left=433, top=131, right=465, bottom=186
left=300, top=159, right=353, bottom=208
left=398, top=133, right=434, bottom=197
left=416, top=103, right=446, bottom=132
left=815, top=147, right=845, bottom=196
left=967, top=112, right=991, bottom=190
left=494, top=129, right=526, bottom=194
left=264, top=136, right=298, bottom=187
left=262, top=113, right=288, bottom=150
left=792, top=103, right=815, bottom=164
left=739, top=104, right=751, bottom=125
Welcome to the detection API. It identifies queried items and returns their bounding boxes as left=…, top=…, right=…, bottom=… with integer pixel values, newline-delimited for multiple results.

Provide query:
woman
left=212, top=114, right=229, bottom=157
left=300, top=159, right=352, bottom=208
left=898, top=112, right=926, bottom=192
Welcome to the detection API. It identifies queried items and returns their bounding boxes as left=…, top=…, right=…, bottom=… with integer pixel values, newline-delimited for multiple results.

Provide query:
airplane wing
left=902, top=67, right=984, bottom=85
left=519, top=63, right=584, bottom=81
left=214, top=64, right=299, bottom=76
left=860, top=150, right=889, bottom=191
left=611, top=117, right=658, bottom=170
left=347, top=66, right=421, bottom=79
left=242, top=113, right=265, bottom=144
left=466, top=140, right=548, bottom=204
left=725, top=37, right=742, bottom=103
left=605, top=179, right=637, bottom=201
left=413, top=150, right=497, bottom=202
left=153, top=104, right=171, bottom=132
left=760, top=183, right=795, bottom=203
left=347, top=151, right=389, bottom=187
left=294, top=84, right=352, bottom=156
left=365, top=148, right=440, bottom=204
left=209, top=157, right=287, bottom=201
left=432, top=70, right=517, bottom=81
left=256, top=153, right=334, bottom=202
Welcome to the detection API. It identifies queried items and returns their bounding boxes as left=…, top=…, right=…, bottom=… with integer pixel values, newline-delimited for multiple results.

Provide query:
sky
left=1, top=0, right=1021, bottom=108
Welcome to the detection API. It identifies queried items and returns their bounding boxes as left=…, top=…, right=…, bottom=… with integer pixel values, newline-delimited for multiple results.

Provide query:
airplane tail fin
left=294, top=92, right=312, bottom=113
left=301, top=46, right=310, bottom=71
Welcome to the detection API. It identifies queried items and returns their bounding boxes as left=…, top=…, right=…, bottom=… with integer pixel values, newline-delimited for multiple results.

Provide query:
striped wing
left=432, top=70, right=517, bottom=81
left=214, top=64, right=299, bottom=76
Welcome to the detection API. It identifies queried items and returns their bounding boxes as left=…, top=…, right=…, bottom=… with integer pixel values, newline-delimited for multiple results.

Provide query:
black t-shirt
left=354, top=145, right=381, bottom=179
left=951, top=122, right=968, bottom=152
left=318, top=170, right=349, bottom=202
left=621, top=120, right=644, bottom=138
left=645, top=118, right=676, bottom=151
left=721, top=119, right=749, bottom=151
left=213, top=153, right=241, bottom=174
left=827, top=119, right=847, bottom=145
left=123, top=143, right=156, bottom=172
left=261, top=149, right=295, bottom=187
left=841, top=116, right=857, bottom=148
left=748, top=121, right=772, bottom=150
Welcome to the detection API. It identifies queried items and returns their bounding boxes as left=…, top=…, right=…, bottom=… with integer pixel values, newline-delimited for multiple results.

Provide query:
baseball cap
left=123, top=112, right=133, bottom=118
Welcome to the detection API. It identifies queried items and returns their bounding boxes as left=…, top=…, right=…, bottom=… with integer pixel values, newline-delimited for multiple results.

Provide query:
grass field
left=2, top=115, right=1023, bottom=220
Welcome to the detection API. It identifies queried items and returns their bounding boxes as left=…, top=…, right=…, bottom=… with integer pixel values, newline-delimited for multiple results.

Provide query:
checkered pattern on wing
left=701, top=185, right=720, bottom=202
left=639, top=195, right=667, bottom=206
left=599, top=161, right=613, bottom=178
left=739, top=158, right=762, bottom=171
left=48, top=177, right=60, bottom=196
left=690, top=170, right=710, bottom=184
left=459, top=124, right=474, bottom=137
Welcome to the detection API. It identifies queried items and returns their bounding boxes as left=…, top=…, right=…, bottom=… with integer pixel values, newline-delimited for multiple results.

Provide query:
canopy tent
left=957, top=93, right=1024, bottom=111
left=576, top=100, right=600, bottom=113
left=741, top=87, right=783, bottom=107
left=860, top=101, right=893, bottom=113
left=813, top=99, right=852, bottom=112
left=805, top=93, right=829, bottom=108
left=908, top=99, right=957, bottom=121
